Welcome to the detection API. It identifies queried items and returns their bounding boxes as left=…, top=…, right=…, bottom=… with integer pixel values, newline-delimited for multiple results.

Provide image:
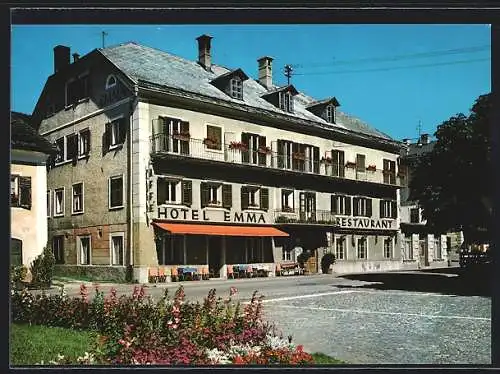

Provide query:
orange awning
left=153, top=222, right=289, bottom=237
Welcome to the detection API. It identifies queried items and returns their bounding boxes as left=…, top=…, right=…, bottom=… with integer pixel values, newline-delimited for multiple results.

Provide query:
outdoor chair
left=170, top=267, right=179, bottom=282
left=158, top=267, right=167, bottom=283
left=227, top=265, right=234, bottom=279
left=148, top=267, right=159, bottom=283
left=275, top=263, right=282, bottom=276
left=245, top=265, right=253, bottom=278
left=201, top=266, right=209, bottom=280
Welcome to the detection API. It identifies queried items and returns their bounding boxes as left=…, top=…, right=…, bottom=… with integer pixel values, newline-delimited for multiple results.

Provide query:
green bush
left=30, top=246, right=55, bottom=288
left=320, top=253, right=336, bottom=274
left=11, top=265, right=28, bottom=284
left=297, top=252, right=312, bottom=268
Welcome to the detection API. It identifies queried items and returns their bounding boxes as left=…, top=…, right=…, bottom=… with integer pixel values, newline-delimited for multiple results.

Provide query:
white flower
left=265, top=334, right=295, bottom=350
left=206, top=348, right=232, bottom=364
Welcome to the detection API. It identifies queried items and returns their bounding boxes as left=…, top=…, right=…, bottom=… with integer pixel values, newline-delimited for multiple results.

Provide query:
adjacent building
left=32, top=36, right=405, bottom=283
left=11, top=111, right=57, bottom=268
left=399, top=134, right=454, bottom=268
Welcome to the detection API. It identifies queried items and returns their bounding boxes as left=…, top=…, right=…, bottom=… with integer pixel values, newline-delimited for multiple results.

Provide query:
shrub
left=320, top=253, right=336, bottom=274
left=30, top=246, right=55, bottom=288
left=297, top=252, right=312, bottom=268
left=11, top=265, right=28, bottom=284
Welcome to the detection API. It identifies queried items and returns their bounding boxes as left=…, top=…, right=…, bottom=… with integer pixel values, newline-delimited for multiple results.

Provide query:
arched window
left=105, top=74, right=117, bottom=90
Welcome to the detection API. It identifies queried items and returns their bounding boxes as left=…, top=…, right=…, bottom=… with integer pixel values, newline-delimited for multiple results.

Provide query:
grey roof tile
left=100, top=42, right=392, bottom=140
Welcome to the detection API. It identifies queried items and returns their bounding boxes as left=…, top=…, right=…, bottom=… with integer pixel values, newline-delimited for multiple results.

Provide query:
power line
left=292, top=44, right=490, bottom=69
left=293, top=57, right=490, bottom=76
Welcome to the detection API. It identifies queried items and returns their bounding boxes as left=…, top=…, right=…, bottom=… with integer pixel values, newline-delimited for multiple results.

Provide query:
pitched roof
left=11, top=111, right=57, bottom=154
left=99, top=42, right=393, bottom=140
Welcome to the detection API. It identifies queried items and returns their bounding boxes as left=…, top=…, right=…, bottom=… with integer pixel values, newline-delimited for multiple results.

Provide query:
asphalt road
left=34, top=268, right=491, bottom=365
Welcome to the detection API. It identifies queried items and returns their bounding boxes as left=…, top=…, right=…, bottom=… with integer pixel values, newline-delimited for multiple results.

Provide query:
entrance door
left=419, top=240, right=429, bottom=267
left=208, top=236, right=222, bottom=278
left=299, top=192, right=316, bottom=222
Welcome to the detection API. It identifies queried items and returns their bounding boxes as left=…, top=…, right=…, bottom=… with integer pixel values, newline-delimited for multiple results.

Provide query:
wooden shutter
left=258, top=136, right=267, bottom=166
left=222, top=184, right=232, bottom=209
left=241, top=186, right=249, bottom=210
left=67, top=134, right=78, bottom=160
left=241, top=133, right=250, bottom=163
left=260, top=188, right=269, bottom=210
left=180, top=121, right=190, bottom=155
left=331, top=195, right=337, bottom=214
left=200, top=183, right=209, bottom=208
left=292, top=142, right=299, bottom=170
left=81, top=129, right=91, bottom=155
left=19, top=176, right=32, bottom=210
left=313, top=147, right=320, bottom=173
left=277, top=140, right=284, bottom=168
left=366, top=198, right=372, bottom=217
left=103, top=122, right=111, bottom=154
left=380, top=200, right=385, bottom=218
left=345, top=196, right=351, bottom=215
left=353, top=197, right=359, bottom=216
left=391, top=201, right=397, bottom=218
left=181, top=180, right=192, bottom=207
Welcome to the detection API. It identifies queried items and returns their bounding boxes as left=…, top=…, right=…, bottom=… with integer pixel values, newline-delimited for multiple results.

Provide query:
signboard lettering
left=335, top=216, right=393, bottom=229
left=158, top=207, right=267, bottom=224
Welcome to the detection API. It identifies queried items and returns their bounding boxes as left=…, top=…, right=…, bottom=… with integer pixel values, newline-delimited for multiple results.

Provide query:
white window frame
left=279, top=91, right=293, bottom=112
left=105, top=74, right=117, bottom=90
left=282, top=248, right=292, bottom=261
left=247, top=186, right=260, bottom=209
left=230, top=76, right=243, bottom=99
left=110, top=232, right=125, bottom=266
left=157, top=177, right=181, bottom=205
left=326, top=104, right=336, bottom=123
left=109, top=174, right=125, bottom=210
left=55, top=137, right=66, bottom=164
left=78, top=128, right=91, bottom=158
left=207, top=183, right=221, bottom=206
left=404, top=237, right=413, bottom=260
left=383, top=237, right=394, bottom=259
left=357, top=237, right=368, bottom=259
left=335, top=236, right=346, bottom=260
left=78, top=235, right=92, bottom=265
left=205, top=123, right=224, bottom=152
left=332, top=195, right=350, bottom=215
left=72, top=182, right=84, bottom=215
left=109, top=115, right=125, bottom=150
left=354, top=196, right=370, bottom=217
left=54, top=188, right=65, bottom=217
left=381, top=200, right=396, bottom=219
left=47, top=190, right=51, bottom=218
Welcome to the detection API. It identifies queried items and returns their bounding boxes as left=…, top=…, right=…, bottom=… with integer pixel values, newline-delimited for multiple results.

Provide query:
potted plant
left=321, top=157, right=332, bottom=164
left=366, top=165, right=377, bottom=172
left=258, top=145, right=272, bottom=155
left=292, top=152, right=306, bottom=161
left=229, top=141, right=248, bottom=151
left=203, top=137, right=219, bottom=148
left=172, top=131, right=191, bottom=141
left=345, top=161, right=356, bottom=169
left=321, top=252, right=336, bottom=274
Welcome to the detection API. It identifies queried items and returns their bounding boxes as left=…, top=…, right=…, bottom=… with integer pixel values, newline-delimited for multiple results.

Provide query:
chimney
left=53, top=45, right=70, bottom=74
left=72, top=53, right=80, bottom=63
left=196, top=34, right=213, bottom=71
left=420, top=133, right=430, bottom=145
left=258, top=56, right=273, bottom=89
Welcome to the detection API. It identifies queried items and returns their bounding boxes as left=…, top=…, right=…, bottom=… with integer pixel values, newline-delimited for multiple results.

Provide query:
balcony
left=273, top=209, right=337, bottom=225
left=150, top=134, right=401, bottom=187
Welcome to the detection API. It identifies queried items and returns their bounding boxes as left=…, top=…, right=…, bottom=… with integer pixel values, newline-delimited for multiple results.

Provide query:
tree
left=409, top=93, right=492, bottom=244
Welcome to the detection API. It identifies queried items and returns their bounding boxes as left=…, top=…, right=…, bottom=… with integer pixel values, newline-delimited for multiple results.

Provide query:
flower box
left=345, top=162, right=356, bottom=169
left=320, top=157, right=332, bottom=164
left=281, top=206, right=294, bottom=213
left=292, top=152, right=306, bottom=161
left=366, top=165, right=377, bottom=172
left=258, top=146, right=272, bottom=155
left=203, top=138, right=220, bottom=148
left=208, top=201, right=221, bottom=205
left=172, top=133, right=190, bottom=141
left=229, top=141, right=248, bottom=151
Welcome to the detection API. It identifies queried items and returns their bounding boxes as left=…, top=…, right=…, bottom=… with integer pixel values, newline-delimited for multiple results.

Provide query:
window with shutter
left=345, top=196, right=351, bottom=215
left=118, top=118, right=127, bottom=144
left=313, top=147, right=320, bottom=173
left=277, top=140, right=284, bottom=168
left=391, top=201, right=397, bottom=218
left=356, top=154, right=366, bottom=172
left=380, top=200, right=385, bottom=218
left=353, top=197, right=359, bottom=216
left=222, top=184, right=232, bottom=209
left=182, top=180, right=192, bottom=206
left=19, top=176, right=32, bottom=210
left=258, top=136, right=267, bottom=166
left=200, top=183, right=209, bottom=208
left=55, top=137, right=65, bottom=163
left=260, top=188, right=269, bottom=210
left=66, top=134, right=78, bottom=160
left=79, top=129, right=91, bottom=156
left=241, top=186, right=249, bottom=210
left=10, top=238, right=23, bottom=267
left=179, top=121, right=190, bottom=155
left=331, top=195, right=338, bottom=214
left=366, top=199, right=372, bottom=217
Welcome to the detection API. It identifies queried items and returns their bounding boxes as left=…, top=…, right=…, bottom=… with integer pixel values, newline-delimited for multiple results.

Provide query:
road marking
left=269, top=305, right=491, bottom=321
left=256, top=290, right=357, bottom=304
left=351, top=289, right=459, bottom=297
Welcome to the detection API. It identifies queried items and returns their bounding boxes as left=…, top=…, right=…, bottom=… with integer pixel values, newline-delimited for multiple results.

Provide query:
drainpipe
left=128, top=86, right=138, bottom=272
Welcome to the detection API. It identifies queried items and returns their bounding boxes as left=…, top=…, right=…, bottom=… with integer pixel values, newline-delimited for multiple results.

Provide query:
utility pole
left=284, top=64, right=293, bottom=85
left=102, top=31, right=108, bottom=49
left=417, top=120, right=422, bottom=138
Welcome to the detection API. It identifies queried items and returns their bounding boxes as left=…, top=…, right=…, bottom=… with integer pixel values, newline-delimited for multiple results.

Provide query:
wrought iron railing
left=273, top=209, right=337, bottom=224
left=150, top=133, right=401, bottom=186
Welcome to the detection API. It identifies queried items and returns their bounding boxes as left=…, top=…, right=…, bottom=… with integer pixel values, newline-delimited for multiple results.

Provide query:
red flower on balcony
left=366, top=165, right=377, bottom=172
left=172, top=131, right=191, bottom=141
left=345, top=161, right=356, bottom=169
left=229, top=141, right=248, bottom=151
left=292, top=152, right=306, bottom=161
left=258, top=145, right=272, bottom=154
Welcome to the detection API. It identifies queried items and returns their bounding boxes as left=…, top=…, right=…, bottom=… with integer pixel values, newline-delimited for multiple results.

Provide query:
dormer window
left=210, top=68, right=249, bottom=101
left=325, top=104, right=336, bottom=124
left=106, top=74, right=117, bottom=90
left=279, top=91, right=294, bottom=113
left=230, top=76, right=243, bottom=99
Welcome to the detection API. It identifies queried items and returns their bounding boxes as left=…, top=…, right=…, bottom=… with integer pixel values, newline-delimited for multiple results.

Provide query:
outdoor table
left=178, top=267, right=198, bottom=280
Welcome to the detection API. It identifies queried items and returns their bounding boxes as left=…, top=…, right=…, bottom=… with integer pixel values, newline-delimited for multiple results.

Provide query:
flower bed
left=11, top=284, right=314, bottom=366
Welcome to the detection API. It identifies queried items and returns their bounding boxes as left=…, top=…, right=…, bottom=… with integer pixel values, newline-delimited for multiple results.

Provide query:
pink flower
left=230, top=287, right=238, bottom=296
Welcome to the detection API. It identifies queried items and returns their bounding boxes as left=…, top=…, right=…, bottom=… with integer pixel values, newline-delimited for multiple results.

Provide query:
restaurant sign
left=157, top=207, right=267, bottom=224
left=335, top=216, right=395, bottom=230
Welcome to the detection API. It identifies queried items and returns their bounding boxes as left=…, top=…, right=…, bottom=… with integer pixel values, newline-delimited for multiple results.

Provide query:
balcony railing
left=150, top=133, right=401, bottom=186
left=273, top=209, right=337, bottom=224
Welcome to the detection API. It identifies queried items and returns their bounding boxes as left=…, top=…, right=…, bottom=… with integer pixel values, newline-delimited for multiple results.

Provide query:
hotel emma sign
left=157, top=207, right=267, bottom=223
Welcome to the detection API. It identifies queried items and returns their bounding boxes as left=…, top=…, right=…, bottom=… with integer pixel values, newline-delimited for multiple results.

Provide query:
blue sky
left=11, top=24, right=490, bottom=141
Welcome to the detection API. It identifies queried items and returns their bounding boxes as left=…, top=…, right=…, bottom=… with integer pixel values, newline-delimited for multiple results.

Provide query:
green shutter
left=380, top=200, right=385, bottom=218
left=200, top=183, right=209, bottom=208
left=241, top=186, right=249, bottom=210
left=181, top=180, right=192, bottom=206
left=19, top=176, right=32, bottom=210
left=103, top=122, right=111, bottom=154
left=258, top=136, right=267, bottom=166
left=391, top=201, right=397, bottom=218
left=353, top=197, right=359, bottom=216
left=10, top=238, right=23, bottom=267
left=260, top=188, right=269, bottom=210
left=345, top=196, right=351, bottom=215
left=366, top=198, right=372, bottom=217
left=222, top=184, right=232, bottom=209
left=241, top=133, right=250, bottom=163
left=331, top=195, right=337, bottom=214
left=277, top=140, right=284, bottom=168
left=313, top=147, right=320, bottom=173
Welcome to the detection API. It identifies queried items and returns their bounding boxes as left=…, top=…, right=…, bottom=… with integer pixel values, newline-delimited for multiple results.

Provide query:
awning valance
left=153, top=222, right=289, bottom=237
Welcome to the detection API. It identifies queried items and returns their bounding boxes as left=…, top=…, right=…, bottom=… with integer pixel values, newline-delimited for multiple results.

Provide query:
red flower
left=233, top=356, right=244, bottom=365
